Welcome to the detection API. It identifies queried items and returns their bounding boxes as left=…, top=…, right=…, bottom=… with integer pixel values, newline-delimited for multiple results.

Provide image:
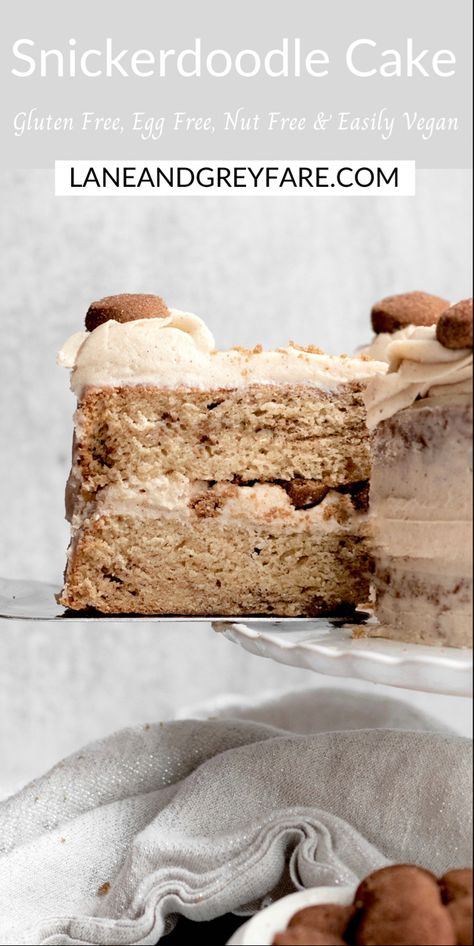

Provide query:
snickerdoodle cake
left=363, top=295, right=473, bottom=648
left=58, top=293, right=385, bottom=615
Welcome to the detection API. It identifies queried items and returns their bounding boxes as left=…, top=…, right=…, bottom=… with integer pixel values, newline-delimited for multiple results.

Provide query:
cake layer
left=371, top=401, right=472, bottom=522
left=372, top=555, right=472, bottom=647
left=60, top=479, right=371, bottom=614
left=73, top=382, right=371, bottom=492
left=369, top=401, right=472, bottom=648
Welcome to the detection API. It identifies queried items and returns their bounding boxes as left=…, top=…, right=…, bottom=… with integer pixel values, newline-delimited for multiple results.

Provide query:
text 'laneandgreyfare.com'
left=55, top=160, right=416, bottom=197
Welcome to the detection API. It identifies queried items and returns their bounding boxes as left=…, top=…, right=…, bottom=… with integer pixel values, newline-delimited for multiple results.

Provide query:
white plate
left=213, top=618, right=472, bottom=697
left=226, top=885, right=355, bottom=945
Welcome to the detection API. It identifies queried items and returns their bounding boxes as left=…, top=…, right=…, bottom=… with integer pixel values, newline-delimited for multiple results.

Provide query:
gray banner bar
left=1, top=0, right=471, bottom=170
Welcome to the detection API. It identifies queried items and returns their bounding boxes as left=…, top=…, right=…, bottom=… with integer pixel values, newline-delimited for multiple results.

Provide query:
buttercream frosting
left=58, top=309, right=385, bottom=396
left=71, top=475, right=369, bottom=537
left=364, top=324, right=472, bottom=429
left=358, top=326, right=413, bottom=362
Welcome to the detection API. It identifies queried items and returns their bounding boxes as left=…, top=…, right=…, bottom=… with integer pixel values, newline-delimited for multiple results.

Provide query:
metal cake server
left=0, top=577, right=366, bottom=625
left=2, top=578, right=469, bottom=696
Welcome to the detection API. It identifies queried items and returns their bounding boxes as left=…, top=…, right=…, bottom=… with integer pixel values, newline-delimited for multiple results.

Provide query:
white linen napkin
left=0, top=688, right=471, bottom=946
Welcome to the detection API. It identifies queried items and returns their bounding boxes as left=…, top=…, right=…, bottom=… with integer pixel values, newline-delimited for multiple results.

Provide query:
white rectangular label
left=55, top=160, right=416, bottom=196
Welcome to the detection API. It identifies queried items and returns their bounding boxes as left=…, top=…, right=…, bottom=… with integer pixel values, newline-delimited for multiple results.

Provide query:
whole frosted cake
left=58, top=294, right=384, bottom=615
left=364, top=295, right=473, bottom=647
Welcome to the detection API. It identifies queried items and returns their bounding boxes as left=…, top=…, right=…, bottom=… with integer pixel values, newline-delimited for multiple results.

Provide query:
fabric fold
left=0, top=691, right=471, bottom=946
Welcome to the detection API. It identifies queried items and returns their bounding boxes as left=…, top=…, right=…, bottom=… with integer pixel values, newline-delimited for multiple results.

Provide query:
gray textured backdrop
left=0, top=169, right=471, bottom=796
left=3, top=0, right=472, bottom=170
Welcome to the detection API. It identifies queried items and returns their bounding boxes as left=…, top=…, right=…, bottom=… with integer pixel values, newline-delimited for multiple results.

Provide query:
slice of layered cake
left=364, top=296, right=473, bottom=647
left=58, top=294, right=385, bottom=615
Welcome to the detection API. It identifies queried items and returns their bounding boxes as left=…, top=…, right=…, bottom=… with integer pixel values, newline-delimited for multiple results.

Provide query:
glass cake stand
left=1, top=577, right=471, bottom=697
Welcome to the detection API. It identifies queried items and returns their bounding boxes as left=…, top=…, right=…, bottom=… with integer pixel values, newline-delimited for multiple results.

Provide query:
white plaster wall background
left=0, top=169, right=471, bottom=796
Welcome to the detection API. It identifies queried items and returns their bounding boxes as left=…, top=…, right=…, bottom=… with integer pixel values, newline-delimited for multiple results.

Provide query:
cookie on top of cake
left=361, top=290, right=450, bottom=362
left=58, top=294, right=385, bottom=615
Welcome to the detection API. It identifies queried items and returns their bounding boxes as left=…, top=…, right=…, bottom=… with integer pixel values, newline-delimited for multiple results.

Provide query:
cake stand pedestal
left=1, top=578, right=471, bottom=697
left=212, top=616, right=472, bottom=698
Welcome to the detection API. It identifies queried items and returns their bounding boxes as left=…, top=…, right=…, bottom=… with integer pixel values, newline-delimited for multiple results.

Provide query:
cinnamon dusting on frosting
left=288, top=341, right=325, bottom=355
left=59, top=307, right=385, bottom=396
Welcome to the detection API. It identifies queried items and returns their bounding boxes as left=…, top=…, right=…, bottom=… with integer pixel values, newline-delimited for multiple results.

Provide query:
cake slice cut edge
left=58, top=296, right=386, bottom=616
left=59, top=478, right=372, bottom=615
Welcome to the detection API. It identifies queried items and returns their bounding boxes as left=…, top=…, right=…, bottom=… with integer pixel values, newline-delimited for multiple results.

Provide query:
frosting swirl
left=365, top=324, right=472, bottom=429
left=358, top=327, right=413, bottom=363
left=58, top=310, right=215, bottom=392
left=58, top=309, right=385, bottom=396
